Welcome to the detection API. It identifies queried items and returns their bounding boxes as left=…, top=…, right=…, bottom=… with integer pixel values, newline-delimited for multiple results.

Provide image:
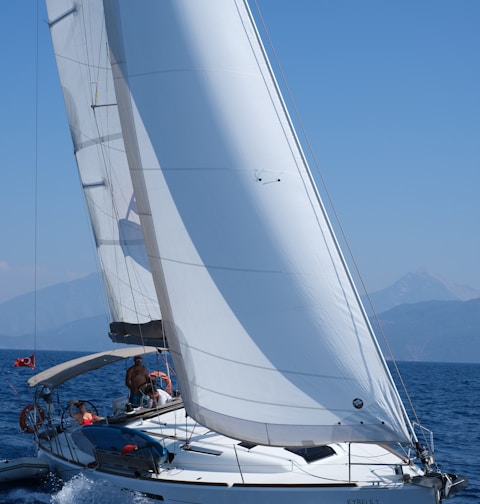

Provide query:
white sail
left=102, top=0, right=412, bottom=447
left=46, top=0, right=163, bottom=344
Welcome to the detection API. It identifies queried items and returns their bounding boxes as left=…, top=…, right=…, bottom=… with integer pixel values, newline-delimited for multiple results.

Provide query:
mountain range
left=0, top=270, right=479, bottom=362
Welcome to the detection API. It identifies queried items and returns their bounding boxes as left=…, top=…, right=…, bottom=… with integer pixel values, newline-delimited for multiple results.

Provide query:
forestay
left=102, top=0, right=412, bottom=447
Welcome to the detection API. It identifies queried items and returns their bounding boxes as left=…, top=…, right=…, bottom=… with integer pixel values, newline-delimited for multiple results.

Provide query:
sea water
left=0, top=349, right=478, bottom=503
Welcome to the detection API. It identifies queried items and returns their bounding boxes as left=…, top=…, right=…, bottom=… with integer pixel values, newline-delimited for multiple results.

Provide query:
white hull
left=44, top=465, right=437, bottom=504
left=35, top=402, right=439, bottom=503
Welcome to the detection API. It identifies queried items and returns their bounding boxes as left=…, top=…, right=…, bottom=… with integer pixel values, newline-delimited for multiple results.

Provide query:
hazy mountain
left=0, top=273, right=106, bottom=338
left=372, top=298, right=480, bottom=363
left=0, top=270, right=479, bottom=362
left=362, top=269, right=480, bottom=315
left=0, top=315, right=110, bottom=352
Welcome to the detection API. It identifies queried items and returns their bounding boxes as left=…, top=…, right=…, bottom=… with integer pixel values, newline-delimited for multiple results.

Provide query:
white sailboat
left=19, top=0, right=467, bottom=502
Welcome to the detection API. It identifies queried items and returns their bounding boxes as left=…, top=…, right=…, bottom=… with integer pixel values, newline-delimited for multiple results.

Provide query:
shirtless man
left=125, top=355, right=150, bottom=407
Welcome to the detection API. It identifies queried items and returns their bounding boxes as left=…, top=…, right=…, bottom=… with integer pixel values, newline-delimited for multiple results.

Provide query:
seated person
left=69, top=400, right=104, bottom=426
left=144, top=384, right=172, bottom=407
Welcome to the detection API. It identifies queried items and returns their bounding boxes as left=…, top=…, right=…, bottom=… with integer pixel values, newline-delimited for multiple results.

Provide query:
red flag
left=14, top=354, right=35, bottom=368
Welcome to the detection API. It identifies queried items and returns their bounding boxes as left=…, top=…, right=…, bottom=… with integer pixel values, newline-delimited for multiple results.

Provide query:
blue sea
left=0, top=349, right=478, bottom=503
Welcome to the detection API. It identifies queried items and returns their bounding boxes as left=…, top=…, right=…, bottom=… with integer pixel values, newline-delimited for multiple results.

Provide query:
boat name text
left=346, top=500, right=380, bottom=504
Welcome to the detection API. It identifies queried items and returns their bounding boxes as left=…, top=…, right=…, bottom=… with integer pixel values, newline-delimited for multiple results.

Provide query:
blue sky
left=0, top=1, right=478, bottom=303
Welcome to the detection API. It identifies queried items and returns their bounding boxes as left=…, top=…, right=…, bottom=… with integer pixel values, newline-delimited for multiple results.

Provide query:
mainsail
left=46, top=0, right=164, bottom=346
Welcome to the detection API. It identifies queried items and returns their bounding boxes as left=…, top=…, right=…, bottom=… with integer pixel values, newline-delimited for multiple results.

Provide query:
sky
left=0, top=1, right=478, bottom=304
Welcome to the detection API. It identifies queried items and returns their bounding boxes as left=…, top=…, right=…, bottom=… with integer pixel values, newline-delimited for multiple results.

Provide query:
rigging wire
left=79, top=2, right=117, bottom=330
left=33, top=0, right=41, bottom=366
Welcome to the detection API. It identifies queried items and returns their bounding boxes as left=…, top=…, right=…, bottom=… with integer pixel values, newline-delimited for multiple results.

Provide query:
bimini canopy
left=28, top=347, right=159, bottom=389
